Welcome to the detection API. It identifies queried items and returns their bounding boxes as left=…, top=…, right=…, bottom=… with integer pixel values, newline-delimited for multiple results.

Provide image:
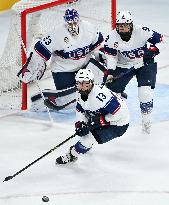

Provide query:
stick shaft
left=4, top=133, right=76, bottom=181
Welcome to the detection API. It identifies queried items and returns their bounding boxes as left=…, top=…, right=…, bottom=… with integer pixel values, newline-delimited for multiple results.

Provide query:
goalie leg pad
left=30, top=87, right=76, bottom=112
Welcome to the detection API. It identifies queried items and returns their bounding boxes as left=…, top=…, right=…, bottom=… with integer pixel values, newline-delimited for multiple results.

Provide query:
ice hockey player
left=55, top=68, right=129, bottom=164
left=102, top=11, right=163, bottom=134
left=17, top=8, right=104, bottom=111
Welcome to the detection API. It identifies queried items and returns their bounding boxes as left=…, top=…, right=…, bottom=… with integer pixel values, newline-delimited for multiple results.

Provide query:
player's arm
left=90, top=26, right=104, bottom=52
left=75, top=101, right=91, bottom=136
left=87, top=90, right=121, bottom=129
left=76, top=102, right=87, bottom=123
left=17, top=35, right=53, bottom=83
left=141, top=27, right=163, bottom=64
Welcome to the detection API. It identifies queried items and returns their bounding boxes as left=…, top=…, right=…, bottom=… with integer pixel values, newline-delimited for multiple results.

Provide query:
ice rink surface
left=0, top=0, right=169, bottom=204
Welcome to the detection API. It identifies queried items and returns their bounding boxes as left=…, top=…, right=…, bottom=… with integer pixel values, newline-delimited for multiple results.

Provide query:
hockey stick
left=89, top=58, right=128, bottom=99
left=44, top=99, right=76, bottom=111
left=3, top=132, right=77, bottom=182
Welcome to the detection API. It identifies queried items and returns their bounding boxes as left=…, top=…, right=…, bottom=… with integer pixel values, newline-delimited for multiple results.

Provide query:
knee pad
left=138, top=86, right=153, bottom=114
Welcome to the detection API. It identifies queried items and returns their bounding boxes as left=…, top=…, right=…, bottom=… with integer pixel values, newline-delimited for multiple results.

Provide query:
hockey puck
left=42, top=196, right=49, bottom=202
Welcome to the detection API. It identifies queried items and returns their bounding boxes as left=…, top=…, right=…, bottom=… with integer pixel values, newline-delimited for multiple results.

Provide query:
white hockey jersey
left=76, top=84, right=129, bottom=126
left=104, top=25, right=163, bottom=70
left=34, top=20, right=104, bottom=72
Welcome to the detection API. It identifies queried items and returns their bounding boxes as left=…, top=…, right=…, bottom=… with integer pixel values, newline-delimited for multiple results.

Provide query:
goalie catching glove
left=17, top=52, right=47, bottom=83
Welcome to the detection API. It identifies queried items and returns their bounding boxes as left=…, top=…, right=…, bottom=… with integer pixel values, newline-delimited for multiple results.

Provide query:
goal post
left=0, top=0, right=116, bottom=111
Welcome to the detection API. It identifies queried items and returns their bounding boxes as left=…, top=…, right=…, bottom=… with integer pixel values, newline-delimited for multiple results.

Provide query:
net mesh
left=0, top=0, right=113, bottom=110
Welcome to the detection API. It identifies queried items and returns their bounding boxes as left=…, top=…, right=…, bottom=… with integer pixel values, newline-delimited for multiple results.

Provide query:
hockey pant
left=73, top=124, right=129, bottom=155
left=52, top=72, right=77, bottom=90
left=106, top=62, right=157, bottom=93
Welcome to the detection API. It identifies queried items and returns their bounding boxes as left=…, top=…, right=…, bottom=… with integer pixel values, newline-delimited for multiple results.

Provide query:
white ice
left=0, top=0, right=169, bottom=205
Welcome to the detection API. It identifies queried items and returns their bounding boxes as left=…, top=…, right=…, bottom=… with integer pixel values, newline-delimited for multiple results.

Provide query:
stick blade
left=3, top=176, right=13, bottom=182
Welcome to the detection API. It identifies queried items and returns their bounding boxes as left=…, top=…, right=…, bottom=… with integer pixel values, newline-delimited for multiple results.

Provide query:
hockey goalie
left=18, top=8, right=105, bottom=111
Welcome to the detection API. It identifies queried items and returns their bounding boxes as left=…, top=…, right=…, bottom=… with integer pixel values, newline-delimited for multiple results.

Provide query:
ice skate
left=56, top=147, right=78, bottom=165
left=142, top=120, right=151, bottom=134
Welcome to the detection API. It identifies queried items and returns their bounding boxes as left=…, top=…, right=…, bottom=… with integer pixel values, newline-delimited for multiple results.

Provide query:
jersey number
left=96, top=93, right=106, bottom=102
left=43, top=36, right=52, bottom=46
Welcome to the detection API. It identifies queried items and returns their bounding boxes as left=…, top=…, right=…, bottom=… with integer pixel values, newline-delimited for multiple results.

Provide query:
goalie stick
left=44, top=98, right=76, bottom=111
left=31, top=86, right=76, bottom=102
left=31, top=86, right=77, bottom=110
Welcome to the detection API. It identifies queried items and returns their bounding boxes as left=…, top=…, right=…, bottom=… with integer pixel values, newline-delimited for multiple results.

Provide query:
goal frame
left=20, top=0, right=116, bottom=110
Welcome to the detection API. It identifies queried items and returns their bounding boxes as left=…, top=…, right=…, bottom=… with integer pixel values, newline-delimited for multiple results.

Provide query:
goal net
left=0, top=0, right=116, bottom=110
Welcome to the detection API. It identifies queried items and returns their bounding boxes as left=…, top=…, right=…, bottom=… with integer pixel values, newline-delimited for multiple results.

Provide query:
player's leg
left=56, top=132, right=97, bottom=164
left=55, top=124, right=129, bottom=164
left=52, top=72, right=76, bottom=90
left=136, top=62, right=157, bottom=134
left=92, top=124, right=129, bottom=144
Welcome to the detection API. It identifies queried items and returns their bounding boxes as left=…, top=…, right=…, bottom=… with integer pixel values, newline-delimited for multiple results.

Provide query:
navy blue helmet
left=64, top=8, right=80, bottom=23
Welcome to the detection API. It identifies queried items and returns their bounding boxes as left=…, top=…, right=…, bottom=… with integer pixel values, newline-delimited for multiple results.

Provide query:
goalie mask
left=75, top=69, right=94, bottom=96
left=64, top=8, right=80, bottom=36
left=116, top=11, right=133, bottom=42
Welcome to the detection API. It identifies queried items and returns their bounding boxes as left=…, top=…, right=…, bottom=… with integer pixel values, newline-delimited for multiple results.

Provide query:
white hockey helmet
left=75, top=68, right=94, bottom=83
left=116, top=11, right=133, bottom=24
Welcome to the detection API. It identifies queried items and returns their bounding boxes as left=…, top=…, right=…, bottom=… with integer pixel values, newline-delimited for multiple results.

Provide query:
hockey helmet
left=75, top=69, right=94, bottom=96
left=75, top=68, right=94, bottom=83
left=64, top=8, right=80, bottom=23
left=64, top=8, right=80, bottom=36
left=116, top=11, right=133, bottom=41
left=116, top=11, right=133, bottom=24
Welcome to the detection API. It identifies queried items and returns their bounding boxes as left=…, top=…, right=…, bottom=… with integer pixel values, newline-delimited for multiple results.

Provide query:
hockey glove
left=143, top=45, right=160, bottom=65
left=75, top=121, right=90, bottom=137
left=17, top=52, right=33, bottom=83
left=17, top=52, right=47, bottom=84
left=88, top=115, right=110, bottom=130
